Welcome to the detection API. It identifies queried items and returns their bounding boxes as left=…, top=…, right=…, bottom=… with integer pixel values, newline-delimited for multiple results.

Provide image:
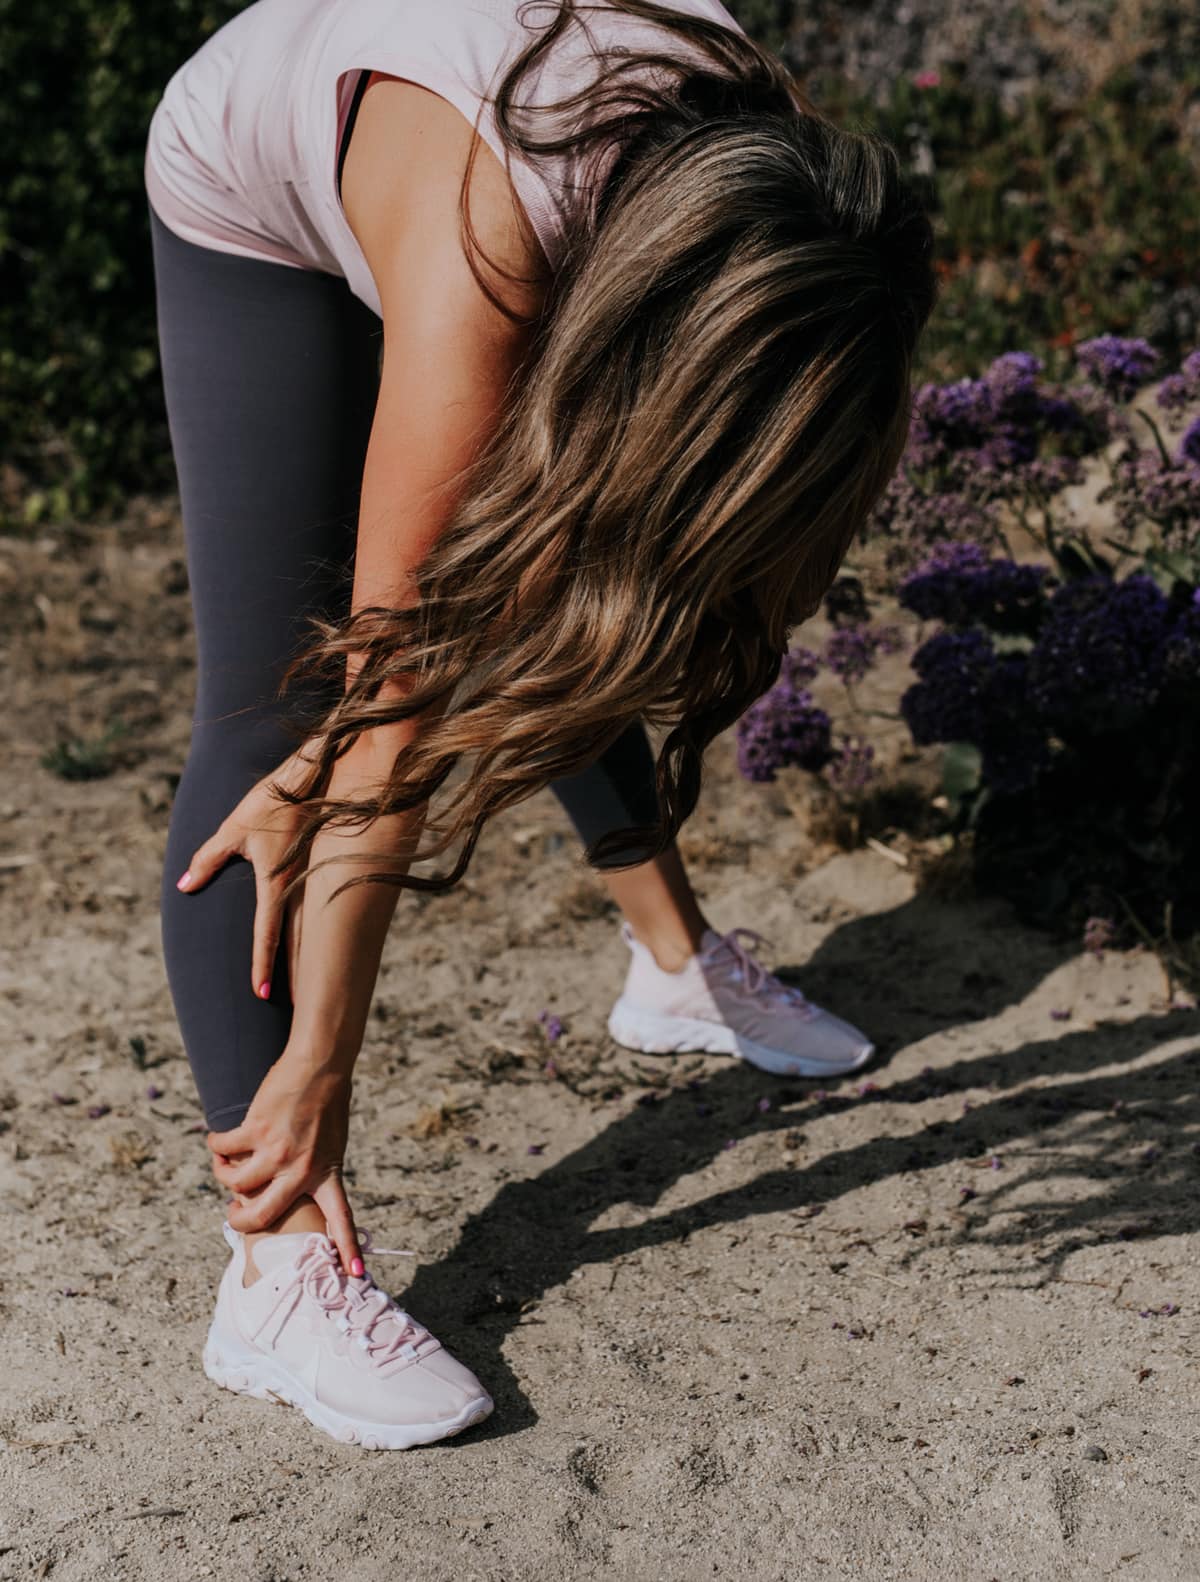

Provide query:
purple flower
left=1075, top=335, right=1161, bottom=402
left=902, top=627, right=994, bottom=744
left=1180, top=417, right=1200, bottom=467
left=866, top=478, right=1004, bottom=571
left=903, top=352, right=1108, bottom=490
left=537, top=1009, right=564, bottom=1043
left=86, top=1103, right=110, bottom=1120
left=1027, top=574, right=1170, bottom=732
left=1155, top=348, right=1200, bottom=416
left=959, top=1187, right=977, bottom=1202
left=146, top=1083, right=164, bottom=1101
left=900, top=541, right=1050, bottom=634
left=1083, top=916, right=1116, bottom=956
left=825, top=623, right=904, bottom=686
left=826, top=733, right=876, bottom=794
left=736, top=681, right=833, bottom=782
left=1101, top=444, right=1200, bottom=547
left=900, top=629, right=1046, bottom=794
left=779, top=647, right=823, bottom=688
left=527, top=1142, right=546, bottom=1155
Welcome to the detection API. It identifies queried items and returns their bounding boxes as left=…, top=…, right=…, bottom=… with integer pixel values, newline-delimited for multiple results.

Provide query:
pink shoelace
left=701, top=927, right=820, bottom=1020
left=289, top=1229, right=429, bottom=1367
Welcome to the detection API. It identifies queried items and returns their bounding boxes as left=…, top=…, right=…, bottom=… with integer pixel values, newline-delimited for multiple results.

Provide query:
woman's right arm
left=205, top=78, right=548, bottom=1261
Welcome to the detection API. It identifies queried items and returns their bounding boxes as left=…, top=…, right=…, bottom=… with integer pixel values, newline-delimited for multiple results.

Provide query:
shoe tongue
left=246, top=1230, right=326, bottom=1274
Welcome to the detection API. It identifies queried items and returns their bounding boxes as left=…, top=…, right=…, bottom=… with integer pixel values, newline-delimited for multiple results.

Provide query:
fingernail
left=176, top=871, right=192, bottom=891
left=258, top=980, right=271, bottom=1000
left=351, top=1257, right=364, bottom=1277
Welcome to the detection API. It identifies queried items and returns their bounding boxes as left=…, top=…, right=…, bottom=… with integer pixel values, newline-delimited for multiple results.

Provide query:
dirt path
left=0, top=503, right=1197, bottom=1580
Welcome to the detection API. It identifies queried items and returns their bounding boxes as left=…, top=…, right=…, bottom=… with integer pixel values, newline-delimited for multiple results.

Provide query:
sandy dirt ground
left=1, top=498, right=1198, bottom=1582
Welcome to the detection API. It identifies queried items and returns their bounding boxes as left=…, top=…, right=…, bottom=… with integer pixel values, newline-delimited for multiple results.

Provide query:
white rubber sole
left=606, top=996, right=874, bottom=1078
left=203, top=1322, right=494, bottom=1451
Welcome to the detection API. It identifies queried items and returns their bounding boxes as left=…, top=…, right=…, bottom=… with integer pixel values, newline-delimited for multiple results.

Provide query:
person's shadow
left=391, top=890, right=1200, bottom=1444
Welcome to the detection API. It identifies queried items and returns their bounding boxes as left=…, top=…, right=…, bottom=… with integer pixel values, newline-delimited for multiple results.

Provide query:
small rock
left=1082, top=1444, right=1108, bottom=1462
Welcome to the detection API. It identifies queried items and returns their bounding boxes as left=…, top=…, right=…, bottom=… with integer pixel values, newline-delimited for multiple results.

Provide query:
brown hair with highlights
left=271, top=0, right=939, bottom=897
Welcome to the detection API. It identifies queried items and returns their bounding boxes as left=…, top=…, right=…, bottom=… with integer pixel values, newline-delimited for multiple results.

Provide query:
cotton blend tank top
left=144, top=0, right=746, bottom=320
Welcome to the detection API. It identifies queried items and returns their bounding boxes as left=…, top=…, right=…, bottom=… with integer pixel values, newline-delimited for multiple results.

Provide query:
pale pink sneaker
left=203, top=1221, right=493, bottom=1450
left=606, top=921, right=875, bottom=1078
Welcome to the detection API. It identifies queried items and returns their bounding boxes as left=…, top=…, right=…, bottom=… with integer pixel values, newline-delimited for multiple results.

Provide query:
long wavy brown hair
left=271, top=0, right=939, bottom=899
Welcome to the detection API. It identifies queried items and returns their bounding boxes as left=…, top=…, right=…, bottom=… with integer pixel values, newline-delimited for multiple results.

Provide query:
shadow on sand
left=395, top=890, right=1200, bottom=1444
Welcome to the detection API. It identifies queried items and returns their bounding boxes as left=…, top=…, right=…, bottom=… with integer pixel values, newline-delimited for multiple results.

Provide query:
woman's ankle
left=240, top=1195, right=327, bottom=1284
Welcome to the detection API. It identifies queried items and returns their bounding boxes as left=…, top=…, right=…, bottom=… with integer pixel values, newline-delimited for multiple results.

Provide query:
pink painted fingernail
left=258, top=980, right=271, bottom=1000
left=351, top=1257, right=364, bottom=1278
left=176, top=871, right=192, bottom=891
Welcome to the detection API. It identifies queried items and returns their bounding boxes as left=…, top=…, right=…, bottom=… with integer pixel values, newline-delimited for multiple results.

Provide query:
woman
left=145, top=0, right=937, bottom=1450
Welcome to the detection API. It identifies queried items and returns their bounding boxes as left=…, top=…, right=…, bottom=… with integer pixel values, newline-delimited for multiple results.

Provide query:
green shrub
left=0, top=0, right=242, bottom=526
left=2, top=2, right=1197, bottom=526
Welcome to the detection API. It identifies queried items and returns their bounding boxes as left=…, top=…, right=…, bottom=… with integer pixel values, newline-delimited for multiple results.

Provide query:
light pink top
left=144, top=0, right=746, bottom=318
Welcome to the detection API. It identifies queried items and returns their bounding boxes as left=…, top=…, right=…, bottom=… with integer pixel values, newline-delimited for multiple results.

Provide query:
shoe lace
left=701, top=927, right=819, bottom=1020
left=291, top=1228, right=428, bottom=1366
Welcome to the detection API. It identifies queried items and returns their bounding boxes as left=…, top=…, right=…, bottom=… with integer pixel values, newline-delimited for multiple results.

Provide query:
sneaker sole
left=607, top=997, right=874, bottom=1078
left=203, top=1321, right=494, bottom=1451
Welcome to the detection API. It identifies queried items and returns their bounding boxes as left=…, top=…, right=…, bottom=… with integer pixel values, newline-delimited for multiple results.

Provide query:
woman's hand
left=205, top=1056, right=358, bottom=1272
left=176, top=742, right=322, bottom=1002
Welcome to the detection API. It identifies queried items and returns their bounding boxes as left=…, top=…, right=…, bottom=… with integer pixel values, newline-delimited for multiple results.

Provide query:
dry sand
left=1, top=501, right=1197, bottom=1581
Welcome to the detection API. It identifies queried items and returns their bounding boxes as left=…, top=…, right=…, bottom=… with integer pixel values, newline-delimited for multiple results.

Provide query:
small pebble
left=1082, top=1444, right=1108, bottom=1462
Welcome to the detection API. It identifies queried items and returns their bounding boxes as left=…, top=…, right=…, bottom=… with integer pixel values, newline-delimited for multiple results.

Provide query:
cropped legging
left=149, top=204, right=660, bottom=1133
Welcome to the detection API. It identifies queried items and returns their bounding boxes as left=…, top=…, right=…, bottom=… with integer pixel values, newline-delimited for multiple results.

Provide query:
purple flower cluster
left=901, top=631, right=1046, bottom=793
left=1099, top=443, right=1200, bottom=548
left=902, top=627, right=993, bottom=742
left=827, top=733, right=876, bottom=793
left=736, top=675, right=833, bottom=782
left=905, top=351, right=1108, bottom=493
left=1074, top=335, right=1162, bottom=403
left=901, top=558, right=1200, bottom=800
left=900, top=541, right=1050, bottom=634
left=825, top=623, right=904, bottom=686
left=1154, top=347, right=1200, bottom=421
left=865, top=476, right=1004, bottom=574
left=1083, top=916, right=1116, bottom=955
left=1027, top=574, right=1170, bottom=731
left=778, top=646, right=821, bottom=689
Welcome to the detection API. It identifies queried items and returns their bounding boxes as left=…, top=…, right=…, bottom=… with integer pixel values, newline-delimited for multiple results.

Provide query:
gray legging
left=149, top=204, right=660, bottom=1133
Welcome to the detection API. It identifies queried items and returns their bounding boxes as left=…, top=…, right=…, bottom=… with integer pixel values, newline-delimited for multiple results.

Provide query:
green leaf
left=942, top=742, right=983, bottom=805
